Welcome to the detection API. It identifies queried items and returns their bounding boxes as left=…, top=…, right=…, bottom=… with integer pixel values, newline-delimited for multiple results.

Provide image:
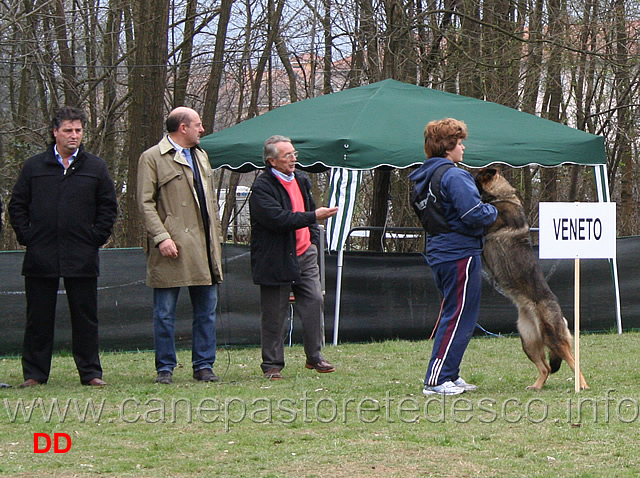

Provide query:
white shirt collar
left=271, top=168, right=294, bottom=182
left=54, top=145, right=79, bottom=165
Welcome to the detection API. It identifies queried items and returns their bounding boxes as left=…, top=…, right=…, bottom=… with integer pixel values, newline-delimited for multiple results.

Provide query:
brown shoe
left=85, top=377, right=107, bottom=386
left=193, top=368, right=219, bottom=382
left=19, top=379, right=42, bottom=388
left=264, top=368, right=283, bottom=380
left=305, top=359, right=336, bottom=373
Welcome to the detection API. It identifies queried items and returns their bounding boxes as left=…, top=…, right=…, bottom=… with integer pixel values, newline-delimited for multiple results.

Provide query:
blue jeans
left=153, top=285, right=217, bottom=373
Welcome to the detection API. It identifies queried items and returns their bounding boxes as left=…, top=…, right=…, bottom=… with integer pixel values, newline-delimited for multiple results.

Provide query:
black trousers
left=22, top=276, right=102, bottom=384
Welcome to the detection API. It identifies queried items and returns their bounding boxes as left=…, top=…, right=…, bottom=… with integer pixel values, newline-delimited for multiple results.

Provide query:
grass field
left=1, top=332, right=639, bottom=477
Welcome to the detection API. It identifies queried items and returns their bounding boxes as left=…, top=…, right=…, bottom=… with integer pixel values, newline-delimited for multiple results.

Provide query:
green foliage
left=1, top=333, right=640, bottom=477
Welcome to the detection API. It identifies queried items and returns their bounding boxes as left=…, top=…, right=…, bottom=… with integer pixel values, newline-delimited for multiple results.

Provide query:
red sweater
left=278, top=177, right=311, bottom=256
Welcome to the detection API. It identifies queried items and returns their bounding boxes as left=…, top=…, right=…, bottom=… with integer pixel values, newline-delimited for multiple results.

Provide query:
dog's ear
left=475, top=168, right=497, bottom=186
left=475, top=168, right=499, bottom=199
left=485, top=167, right=499, bottom=178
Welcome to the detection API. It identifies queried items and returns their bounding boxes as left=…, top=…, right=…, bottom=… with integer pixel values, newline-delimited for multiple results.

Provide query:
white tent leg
left=332, top=248, right=344, bottom=345
left=610, top=257, right=622, bottom=334
left=594, top=164, right=622, bottom=333
left=319, top=225, right=326, bottom=346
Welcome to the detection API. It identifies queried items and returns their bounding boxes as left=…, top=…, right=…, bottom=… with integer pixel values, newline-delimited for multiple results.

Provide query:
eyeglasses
left=282, top=151, right=299, bottom=160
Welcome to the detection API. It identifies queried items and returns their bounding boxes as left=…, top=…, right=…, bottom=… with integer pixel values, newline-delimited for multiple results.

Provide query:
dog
left=475, top=167, right=589, bottom=390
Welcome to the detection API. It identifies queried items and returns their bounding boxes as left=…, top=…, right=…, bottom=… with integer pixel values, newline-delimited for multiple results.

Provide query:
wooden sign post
left=539, top=202, right=616, bottom=393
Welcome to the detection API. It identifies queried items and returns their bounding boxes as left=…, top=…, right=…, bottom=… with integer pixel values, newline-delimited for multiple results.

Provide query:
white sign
left=539, top=202, right=616, bottom=259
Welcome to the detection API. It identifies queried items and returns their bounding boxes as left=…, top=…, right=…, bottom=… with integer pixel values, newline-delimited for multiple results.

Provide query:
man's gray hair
left=263, top=135, right=292, bottom=168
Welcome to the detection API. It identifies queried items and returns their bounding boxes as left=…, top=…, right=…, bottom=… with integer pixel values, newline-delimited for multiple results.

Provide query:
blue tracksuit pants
left=424, top=255, right=482, bottom=387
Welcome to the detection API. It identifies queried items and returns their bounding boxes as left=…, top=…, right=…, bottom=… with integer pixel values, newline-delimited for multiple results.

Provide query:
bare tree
left=538, top=0, right=566, bottom=203
left=202, top=0, right=233, bottom=131
left=53, top=0, right=79, bottom=106
left=1, top=0, right=640, bottom=251
left=613, top=0, right=635, bottom=235
left=123, top=0, right=170, bottom=246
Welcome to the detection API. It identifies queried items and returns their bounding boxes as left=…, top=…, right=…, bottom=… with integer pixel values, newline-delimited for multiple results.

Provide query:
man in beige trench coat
left=137, top=107, right=223, bottom=384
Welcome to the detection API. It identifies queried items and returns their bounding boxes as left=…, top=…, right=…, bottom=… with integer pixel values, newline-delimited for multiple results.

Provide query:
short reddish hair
left=424, top=118, right=467, bottom=158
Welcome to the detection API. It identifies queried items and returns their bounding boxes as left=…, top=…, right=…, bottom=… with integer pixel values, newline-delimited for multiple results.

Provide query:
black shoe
left=155, top=371, right=173, bottom=384
left=0, top=382, right=11, bottom=389
left=193, top=368, right=219, bottom=382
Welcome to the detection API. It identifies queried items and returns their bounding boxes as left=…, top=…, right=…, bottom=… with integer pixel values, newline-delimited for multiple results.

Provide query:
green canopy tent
left=200, top=79, right=620, bottom=342
left=201, top=79, right=606, bottom=171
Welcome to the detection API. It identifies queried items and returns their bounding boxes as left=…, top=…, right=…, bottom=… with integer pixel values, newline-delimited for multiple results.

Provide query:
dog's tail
left=549, top=351, right=562, bottom=374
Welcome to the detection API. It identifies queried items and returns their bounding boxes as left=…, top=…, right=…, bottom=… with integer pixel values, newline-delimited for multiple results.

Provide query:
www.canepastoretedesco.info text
left=2, top=390, right=638, bottom=430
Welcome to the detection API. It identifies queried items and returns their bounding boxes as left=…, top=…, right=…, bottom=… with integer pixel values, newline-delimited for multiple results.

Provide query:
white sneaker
left=453, top=377, right=477, bottom=391
left=423, top=380, right=465, bottom=396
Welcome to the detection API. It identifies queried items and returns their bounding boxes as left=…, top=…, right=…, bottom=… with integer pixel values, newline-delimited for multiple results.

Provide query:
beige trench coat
left=137, top=136, right=223, bottom=288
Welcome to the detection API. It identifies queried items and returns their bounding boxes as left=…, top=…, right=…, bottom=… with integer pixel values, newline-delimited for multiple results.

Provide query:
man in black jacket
left=249, top=135, right=338, bottom=380
left=9, top=106, right=118, bottom=387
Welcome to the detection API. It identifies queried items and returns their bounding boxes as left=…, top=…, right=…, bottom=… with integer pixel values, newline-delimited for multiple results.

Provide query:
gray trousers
left=260, top=245, right=324, bottom=372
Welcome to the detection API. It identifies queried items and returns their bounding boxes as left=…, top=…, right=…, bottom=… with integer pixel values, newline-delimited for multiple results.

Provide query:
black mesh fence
left=1, top=238, right=638, bottom=356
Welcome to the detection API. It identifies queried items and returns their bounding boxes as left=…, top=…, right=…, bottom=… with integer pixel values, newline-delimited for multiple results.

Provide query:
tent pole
left=594, top=164, right=622, bottom=333
left=319, top=225, right=326, bottom=346
left=610, top=258, right=622, bottom=334
left=332, top=248, right=344, bottom=345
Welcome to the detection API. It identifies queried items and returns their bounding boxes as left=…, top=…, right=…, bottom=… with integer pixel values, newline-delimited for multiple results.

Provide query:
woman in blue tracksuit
left=409, top=118, right=497, bottom=396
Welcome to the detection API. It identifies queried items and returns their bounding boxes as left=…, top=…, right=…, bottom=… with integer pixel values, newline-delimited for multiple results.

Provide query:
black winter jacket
left=249, top=169, right=319, bottom=286
left=9, top=145, right=118, bottom=278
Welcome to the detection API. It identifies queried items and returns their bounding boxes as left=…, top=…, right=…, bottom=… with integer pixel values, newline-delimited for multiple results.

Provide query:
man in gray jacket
left=137, top=107, right=224, bottom=385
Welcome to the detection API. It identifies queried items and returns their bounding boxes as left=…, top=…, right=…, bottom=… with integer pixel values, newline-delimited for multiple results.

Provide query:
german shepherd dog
left=475, top=168, right=589, bottom=390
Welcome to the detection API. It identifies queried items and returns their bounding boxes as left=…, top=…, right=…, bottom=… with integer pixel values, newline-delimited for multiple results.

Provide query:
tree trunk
left=458, top=0, right=483, bottom=99
left=220, top=172, right=240, bottom=242
left=275, top=35, right=299, bottom=102
left=123, top=0, right=169, bottom=247
left=420, top=0, right=455, bottom=88
left=368, top=169, right=391, bottom=251
left=614, top=0, right=633, bottom=235
left=482, top=0, right=519, bottom=107
left=322, top=0, right=333, bottom=95
left=173, top=0, right=197, bottom=107
left=357, top=0, right=381, bottom=82
left=248, top=0, right=286, bottom=119
left=539, top=0, right=565, bottom=203
left=202, top=0, right=233, bottom=132
left=53, top=0, right=79, bottom=106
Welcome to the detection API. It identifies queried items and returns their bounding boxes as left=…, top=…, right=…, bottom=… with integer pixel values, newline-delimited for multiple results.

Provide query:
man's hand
left=315, top=207, right=339, bottom=220
left=158, top=238, right=179, bottom=258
